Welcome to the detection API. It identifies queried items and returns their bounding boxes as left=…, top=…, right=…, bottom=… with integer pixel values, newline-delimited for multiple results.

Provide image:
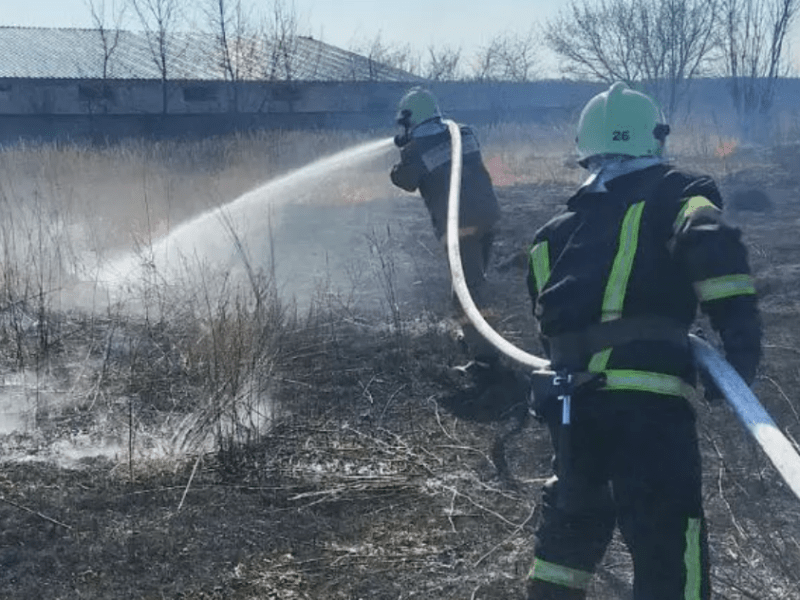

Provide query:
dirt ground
left=2, top=142, right=800, bottom=599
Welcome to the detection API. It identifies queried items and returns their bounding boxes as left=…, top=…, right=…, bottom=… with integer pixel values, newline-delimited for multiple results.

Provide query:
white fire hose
left=442, top=119, right=800, bottom=501
left=443, top=120, right=549, bottom=371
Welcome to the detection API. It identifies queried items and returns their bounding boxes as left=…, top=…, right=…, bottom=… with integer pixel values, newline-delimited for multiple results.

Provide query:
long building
left=1, top=26, right=798, bottom=144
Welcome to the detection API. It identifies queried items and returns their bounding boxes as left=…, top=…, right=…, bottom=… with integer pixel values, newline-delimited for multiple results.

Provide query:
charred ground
left=1, top=139, right=800, bottom=599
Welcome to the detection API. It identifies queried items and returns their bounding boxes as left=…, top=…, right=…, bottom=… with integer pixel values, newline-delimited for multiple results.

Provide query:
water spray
left=99, top=137, right=395, bottom=293
left=442, top=119, right=800, bottom=501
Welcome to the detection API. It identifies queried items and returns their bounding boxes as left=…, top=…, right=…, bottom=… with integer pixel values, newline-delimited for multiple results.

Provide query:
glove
left=394, top=132, right=410, bottom=148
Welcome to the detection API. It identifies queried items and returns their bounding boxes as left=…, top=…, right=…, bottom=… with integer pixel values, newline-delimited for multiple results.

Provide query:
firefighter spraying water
left=442, top=82, right=800, bottom=599
left=389, top=87, right=504, bottom=381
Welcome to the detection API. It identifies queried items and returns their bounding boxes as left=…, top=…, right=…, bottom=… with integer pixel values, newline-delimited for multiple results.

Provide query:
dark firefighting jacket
left=527, top=163, right=761, bottom=398
left=390, top=121, right=500, bottom=240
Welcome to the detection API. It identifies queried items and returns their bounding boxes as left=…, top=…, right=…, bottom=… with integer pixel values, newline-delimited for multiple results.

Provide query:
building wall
left=0, top=78, right=602, bottom=116
left=0, top=78, right=797, bottom=144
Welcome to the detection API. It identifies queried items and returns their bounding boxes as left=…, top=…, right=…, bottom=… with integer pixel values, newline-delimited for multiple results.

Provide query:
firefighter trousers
left=526, top=394, right=710, bottom=600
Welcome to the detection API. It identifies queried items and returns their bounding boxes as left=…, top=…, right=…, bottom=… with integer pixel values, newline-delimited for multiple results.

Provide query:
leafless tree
left=86, top=0, right=127, bottom=112
left=350, top=32, right=420, bottom=80
left=637, top=0, right=718, bottom=118
left=544, top=0, right=643, bottom=82
left=718, top=0, right=799, bottom=115
left=471, top=29, right=539, bottom=82
left=544, top=0, right=717, bottom=117
left=204, top=0, right=257, bottom=111
left=424, top=45, right=462, bottom=81
left=471, top=36, right=502, bottom=81
left=87, top=0, right=127, bottom=80
left=262, top=0, right=301, bottom=81
left=130, top=0, right=186, bottom=113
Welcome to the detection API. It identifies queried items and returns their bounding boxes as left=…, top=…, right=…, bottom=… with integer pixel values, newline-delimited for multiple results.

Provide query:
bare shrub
left=717, top=0, right=799, bottom=118
left=545, top=0, right=717, bottom=118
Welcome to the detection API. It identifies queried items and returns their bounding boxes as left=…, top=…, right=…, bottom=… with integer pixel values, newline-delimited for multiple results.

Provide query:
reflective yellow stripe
left=588, top=348, right=612, bottom=373
left=529, top=241, right=551, bottom=294
left=674, top=195, right=720, bottom=234
left=588, top=202, right=646, bottom=369
left=603, top=370, right=695, bottom=399
left=528, top=558, right=593, bottom=590
left=684, top=518, right=702, bottom=600
left=694, top=274, right=756, bottom=302
left=601, top=201, right=645, bottom=322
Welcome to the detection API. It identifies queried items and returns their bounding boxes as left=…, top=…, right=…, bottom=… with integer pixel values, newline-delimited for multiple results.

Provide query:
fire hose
left=442, top=119, right=800, bottom=501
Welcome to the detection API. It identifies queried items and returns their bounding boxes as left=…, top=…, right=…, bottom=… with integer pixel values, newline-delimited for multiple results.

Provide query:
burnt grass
left=2, top=152, right=800, bottom=599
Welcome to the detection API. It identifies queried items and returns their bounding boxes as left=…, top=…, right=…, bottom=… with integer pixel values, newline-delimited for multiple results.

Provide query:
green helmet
left=576, top=82, right=669, bottom=166
left=396, top=87, right=441, bottom=129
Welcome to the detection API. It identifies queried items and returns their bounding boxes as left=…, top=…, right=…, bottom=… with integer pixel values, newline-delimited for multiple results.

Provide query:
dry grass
left=0, top=122, right=799, bottom=599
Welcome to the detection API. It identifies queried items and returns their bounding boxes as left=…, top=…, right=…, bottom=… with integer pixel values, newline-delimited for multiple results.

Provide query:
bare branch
left=470, top=29, right=539, bottom=82
left=130, top=0, right=187, bottom=113
left=258, top=0, right=311, bottom=82
left=87, top=0, right=127, bottom=80
left=544, top=0, right=717, bottom=118
left=349, top=32, right=420, bottom=81
left=203, top=0, right=256, bottom=111
left=717, top=0, right=799, bottom=115
left=424, top=45, right=462, bottom=81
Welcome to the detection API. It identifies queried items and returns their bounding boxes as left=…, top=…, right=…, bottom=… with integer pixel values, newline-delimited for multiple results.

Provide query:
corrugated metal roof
left=0, top=26, right=422, bottom=82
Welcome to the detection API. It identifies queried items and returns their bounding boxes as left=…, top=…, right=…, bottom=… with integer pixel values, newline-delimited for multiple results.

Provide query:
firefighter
left=524, top=82, right=761, bottom=599
left=390, top=86, right=502, bottom=376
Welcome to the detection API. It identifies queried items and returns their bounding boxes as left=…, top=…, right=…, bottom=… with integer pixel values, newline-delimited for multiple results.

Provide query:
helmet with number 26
left=576, top=81, right=670, bottom=167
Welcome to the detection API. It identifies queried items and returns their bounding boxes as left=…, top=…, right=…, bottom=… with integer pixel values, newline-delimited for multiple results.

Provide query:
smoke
left=95, top=137, right=397, bottom=309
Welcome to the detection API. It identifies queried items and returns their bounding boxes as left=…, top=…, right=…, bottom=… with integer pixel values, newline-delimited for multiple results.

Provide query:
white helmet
left=396, top=87, right=442, bottom=130
left=576, top=82, right=669, bottom=166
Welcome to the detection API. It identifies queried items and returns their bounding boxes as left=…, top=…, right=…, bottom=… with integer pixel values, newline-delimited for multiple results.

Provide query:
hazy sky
left=5, top=0, right=800, bottom=76
left=5, top=0, right=559, bottom=52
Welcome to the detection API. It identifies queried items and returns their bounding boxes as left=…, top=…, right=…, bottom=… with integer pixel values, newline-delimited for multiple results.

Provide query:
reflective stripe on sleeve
left=603, top=370, right=695, bottom=399
left=528, top=557, right=593, bottom=590
left=684, top=518, right=703, bottom=600
left=529, top=241, right=551, bottom=294
left=588, top=348, right=612, bottom=373
left=694, top=274, right=756, bottom=302
left=673, top=195, right=720, bottom=234
left=601, top=201, right=645, bottom=322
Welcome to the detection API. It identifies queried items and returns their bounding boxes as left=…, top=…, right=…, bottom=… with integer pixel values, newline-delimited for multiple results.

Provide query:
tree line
left=87, top=0, right=797, bottom=118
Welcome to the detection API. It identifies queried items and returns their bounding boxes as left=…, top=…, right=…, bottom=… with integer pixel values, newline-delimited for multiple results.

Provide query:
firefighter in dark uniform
left=390, top=87, right=502, bottom=375
left=524, top=82, right=761, bottom=599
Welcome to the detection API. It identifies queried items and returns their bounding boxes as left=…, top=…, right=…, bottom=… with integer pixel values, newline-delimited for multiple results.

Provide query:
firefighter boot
left=525, top=578, right=587, bottom=600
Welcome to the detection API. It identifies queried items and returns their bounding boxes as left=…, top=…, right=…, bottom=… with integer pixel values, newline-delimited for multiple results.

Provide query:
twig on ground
left=447, top=488, right=458, bottom=533
left=473, top=501, right=536, bottom=567
left=378, top=383, right=406, bottom=423
left=444, top=485, right=519, bottom=528
left=177, top=454, right=202, bottom=513
left=428, top=396, right=460, bottom=443
left=764, top=344, right=800, bottom=355
left=358, top=374, right=377, bottom=404
left=718, top=465, right=746, bottom=538
left=759, top=374, right=800, bottom=424
left=711, top=573, right=761, bottom=600
left=708, top=435, right=747, bottom=538
left=417, top=239, right=436, bottom=258
left=0, top=495, right=72, bottom=530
